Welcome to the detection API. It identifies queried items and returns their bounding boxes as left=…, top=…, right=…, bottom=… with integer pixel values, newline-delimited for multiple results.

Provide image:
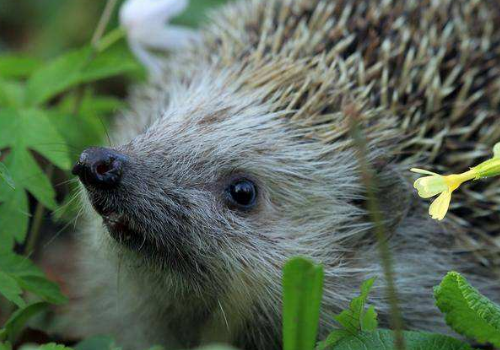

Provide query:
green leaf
left=0, top=108, right=70, bottom=245
left=326, top=329, right=475, bottom=350
left=317, top=278, right=378, bottom=350
left=434, top=271, right=500, bottom=346
left=361, top=306, right=378, bottom=331
left=0, top=56, right=41, bottom=79
left=334, top=278, right=378, bottom=333
left=0, top=187, right=29, bottom=246
left=16, top=276, right=67, bottom=305
left=0, top=162, right=15, bottom=189
left=0, top=251, right=67, bottom=306
left=0, top=302, right=49, bottom=343
left=0, top=271, right=25, bottom=307
left=317, top=330, right=352, bottom=350
left=25, top=45, right=141, bottom=106
left=75, top=336, right=121, bottom=350
left=0, top=79, right=25, bottom=108
left=283, top=257, right=324, bottom=350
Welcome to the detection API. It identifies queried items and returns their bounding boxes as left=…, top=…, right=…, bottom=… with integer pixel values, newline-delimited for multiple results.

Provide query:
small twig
left=346, top=103, right=406, bottom=350
left=76, top=0, right=121, bottom=120
left=85, top=0, right=121, bottom=65
left=91, top=0, right=119, bottom=49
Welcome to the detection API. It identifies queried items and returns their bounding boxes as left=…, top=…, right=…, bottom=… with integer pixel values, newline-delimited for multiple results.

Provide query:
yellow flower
left=411, top=169, right=476, bottom=221
left=411, top=142, right=500, bottom=221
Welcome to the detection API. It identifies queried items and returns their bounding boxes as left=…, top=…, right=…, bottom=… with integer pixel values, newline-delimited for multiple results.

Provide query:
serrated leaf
left=0, top=252, right=67, bottom=306
left=0, top=56, right=41, bottom=79
left=0, top=108, right=70, bottom=245
left=434, top=271, right=500, bottom=346
left=0, top=302, right=49, bottom=343
left=318, top=278, right=378, bottom=350
left=334, top=277, right=378, bottom=333
left=326, top=329, right=475, bottom=350
left=283, top=257, right=324, bottom=350
left=317, top=330, right=352, bottom=350
left=25, top=45, right=141, bottom=106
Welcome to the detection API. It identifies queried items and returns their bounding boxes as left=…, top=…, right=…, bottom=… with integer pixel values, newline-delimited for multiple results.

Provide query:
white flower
left=119, top=0, right=200, bottom=75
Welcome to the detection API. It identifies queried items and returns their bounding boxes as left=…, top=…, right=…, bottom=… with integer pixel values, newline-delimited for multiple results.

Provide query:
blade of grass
left=283, top=257, right=324, bottom=350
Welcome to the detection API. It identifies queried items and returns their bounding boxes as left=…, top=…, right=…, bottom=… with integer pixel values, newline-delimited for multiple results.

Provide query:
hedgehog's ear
left=375, top=165, right=413, bottom=231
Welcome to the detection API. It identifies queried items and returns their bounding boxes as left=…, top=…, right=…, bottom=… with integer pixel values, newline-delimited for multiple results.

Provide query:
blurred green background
left=0, top=0, right=229, bottom=57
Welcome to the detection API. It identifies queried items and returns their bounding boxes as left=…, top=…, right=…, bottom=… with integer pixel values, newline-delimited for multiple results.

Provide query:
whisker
left=55, top=177, right=79, bottom=188
left=97, top=115, right=113, bottom=147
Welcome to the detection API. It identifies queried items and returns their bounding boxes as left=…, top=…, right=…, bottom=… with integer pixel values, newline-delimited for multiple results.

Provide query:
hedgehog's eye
left=226, top=178, right=257, bottom=210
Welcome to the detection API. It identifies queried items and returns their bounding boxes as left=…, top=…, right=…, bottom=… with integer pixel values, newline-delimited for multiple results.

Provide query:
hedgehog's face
left=73, top=84, right=363, bottom=296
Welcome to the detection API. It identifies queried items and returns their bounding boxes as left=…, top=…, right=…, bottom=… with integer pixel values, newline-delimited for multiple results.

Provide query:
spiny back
left=182, top=0, right=500, bottom=259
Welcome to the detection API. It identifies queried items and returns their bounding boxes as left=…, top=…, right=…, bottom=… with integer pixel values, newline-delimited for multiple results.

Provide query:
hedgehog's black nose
left=72, top=147, right=127, bottom=188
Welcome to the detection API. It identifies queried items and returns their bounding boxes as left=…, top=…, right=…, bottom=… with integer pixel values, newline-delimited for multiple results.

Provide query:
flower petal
left=132, top=25, right=200, bottom=50
left=494, top=143, right=500, bottom=159
left=413, top=176, right=448, bottom=198
left=120, top=0, right=189, bottom=28
left=429, top=191, right=452, bottom=221
left=410, top=168, right=440, bottom=176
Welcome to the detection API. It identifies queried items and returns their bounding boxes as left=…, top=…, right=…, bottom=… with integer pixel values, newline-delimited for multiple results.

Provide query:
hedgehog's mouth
left=102, top=213, right=137, bottom=243
left=98, top=210, right=155, bottom=252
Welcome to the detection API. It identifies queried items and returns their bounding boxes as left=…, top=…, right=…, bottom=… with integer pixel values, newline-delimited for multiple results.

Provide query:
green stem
left=25, top=165, right=54, bottom=256
left=84, top=0, right=121, bottom=65
left=97, top=27, right=126, bottom=53
left=77, top=0, right=122, bottom=114
left=346, top=105, right=406, bottom=350
left=91, top=0, right=119, bottom=49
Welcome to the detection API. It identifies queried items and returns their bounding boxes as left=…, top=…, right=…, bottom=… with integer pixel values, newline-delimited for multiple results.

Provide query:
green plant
left=282, top=257, right=500, bottom=350
left=0, top=251, right=66, bottom=343
left=0, top=0, right=229, bottom=348
left=1, top=1, right=499, bottom=349
left=435, top=271, right=500, bottom=347
left=0, top=43, right=141, bottom=249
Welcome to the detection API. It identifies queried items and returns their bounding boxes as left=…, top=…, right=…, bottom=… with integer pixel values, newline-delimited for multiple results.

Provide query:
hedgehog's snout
left=72, top=147, right=128, bottom=189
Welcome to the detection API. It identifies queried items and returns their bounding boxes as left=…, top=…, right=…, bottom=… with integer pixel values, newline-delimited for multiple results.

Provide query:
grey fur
left=73, top=0, right=500, bottom=349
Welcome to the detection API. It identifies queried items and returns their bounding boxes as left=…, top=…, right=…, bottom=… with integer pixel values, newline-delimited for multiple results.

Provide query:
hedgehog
left=70, top=0, right=500, bottom=349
